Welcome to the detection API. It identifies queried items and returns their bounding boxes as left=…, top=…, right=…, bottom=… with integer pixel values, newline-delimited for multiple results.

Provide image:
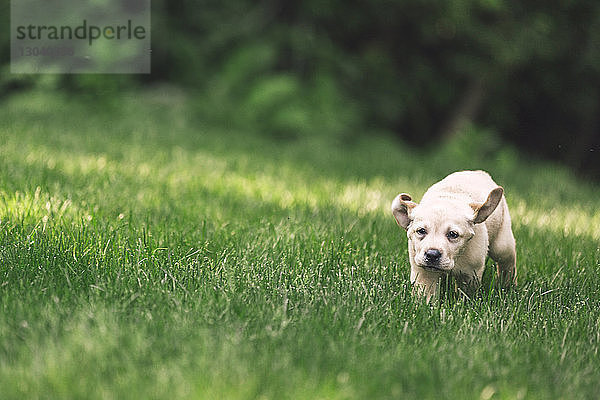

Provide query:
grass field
left=1, top=88, right=599, bottom=399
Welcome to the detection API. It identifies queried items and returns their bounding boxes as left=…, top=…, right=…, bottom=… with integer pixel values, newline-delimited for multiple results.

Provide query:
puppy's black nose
left=424, top=249, right=442, bottom=263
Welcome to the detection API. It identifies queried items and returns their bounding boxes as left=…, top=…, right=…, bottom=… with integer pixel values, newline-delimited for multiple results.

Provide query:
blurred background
left=1, top=0, right=599, bottom=179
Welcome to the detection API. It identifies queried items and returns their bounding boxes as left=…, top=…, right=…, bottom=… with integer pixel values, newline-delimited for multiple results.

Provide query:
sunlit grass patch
left=0, top=188, right=80, bottom=228
left=512, top=198, right=600, bottom=240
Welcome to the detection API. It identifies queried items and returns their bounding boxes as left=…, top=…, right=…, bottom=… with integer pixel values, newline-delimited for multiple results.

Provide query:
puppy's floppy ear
left=391, top=193, right=417, bottom=230
left=471, top=187, right=503, bottom=224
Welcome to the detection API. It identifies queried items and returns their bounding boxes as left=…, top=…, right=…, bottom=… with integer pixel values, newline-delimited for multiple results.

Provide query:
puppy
left=391, top=170, right=516, bottom=298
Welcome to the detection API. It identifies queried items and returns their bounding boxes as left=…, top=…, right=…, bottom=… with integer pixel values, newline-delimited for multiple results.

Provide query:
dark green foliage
left=1, top=1, right=599, bottom=168
left=146, top=0, right=600, bottom=176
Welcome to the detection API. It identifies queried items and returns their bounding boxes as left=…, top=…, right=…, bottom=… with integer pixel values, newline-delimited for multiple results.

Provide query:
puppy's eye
left=447, top=230, right=459, bottom=239
left=416, top=228, right=427, bottom=235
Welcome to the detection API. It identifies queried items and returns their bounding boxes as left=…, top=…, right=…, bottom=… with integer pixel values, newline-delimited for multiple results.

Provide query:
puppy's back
left=422, top=170, right=498, bottom=205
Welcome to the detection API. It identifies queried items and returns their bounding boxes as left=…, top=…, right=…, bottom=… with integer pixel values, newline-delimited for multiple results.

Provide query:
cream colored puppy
left=391, top=170, right=516, bottom=298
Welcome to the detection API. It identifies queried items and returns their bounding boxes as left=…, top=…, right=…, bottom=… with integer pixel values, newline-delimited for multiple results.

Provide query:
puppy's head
left=391, top=188, right=503, bottom=272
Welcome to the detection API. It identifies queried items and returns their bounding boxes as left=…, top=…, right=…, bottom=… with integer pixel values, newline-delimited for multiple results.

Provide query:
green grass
left=0, top=88, right=599, bottom=399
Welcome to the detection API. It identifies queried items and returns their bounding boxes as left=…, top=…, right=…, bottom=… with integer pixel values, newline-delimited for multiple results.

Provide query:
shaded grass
left=0, top=89, right=599, bottom=399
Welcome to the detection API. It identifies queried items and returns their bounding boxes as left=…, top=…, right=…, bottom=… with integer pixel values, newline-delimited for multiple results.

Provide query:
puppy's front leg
left=411, top=268, right=444, bottom=301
